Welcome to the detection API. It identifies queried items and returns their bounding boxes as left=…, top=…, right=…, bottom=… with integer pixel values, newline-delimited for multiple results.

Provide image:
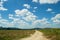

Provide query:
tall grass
left=39, top=28, right=60, bottom=40
left=0, top=30, right=35, bottom=40
left=0, top=29, right=60, bottom=40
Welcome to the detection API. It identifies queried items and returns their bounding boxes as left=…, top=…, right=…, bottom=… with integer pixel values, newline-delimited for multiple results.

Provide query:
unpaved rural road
left=19, top=30, right=50, bottom=40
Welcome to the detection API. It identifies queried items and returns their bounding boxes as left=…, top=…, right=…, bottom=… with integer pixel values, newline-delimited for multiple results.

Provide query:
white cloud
left=13, top=20, right=31, bottom=29
left=32, top=18, right=49, bottom=28
left=0, top=2, right=3, bottom=6
left=23, top=4, right=30, bottom=9
left=51, top=14, right=60, bottom=23
left=9, top=14, right=13, bottom=17
left=9, top=14, right=14, bottom=19
left=15, top=9, right=34, bottom=17
left=8, top=9, right=37, bottom=29
left=33, top=7, right=37, bottom=12
left=15, top=9, right=29, bottom=16
left=39, top=0, right=60, bottom=4
left=13, top=18, right=20, bottom=22
left=0, top=6, right=8, bottom=11
left=0, top=0, right=8, bottom=11
left=9, top=16, right=14, bottom=19
left=32, top=0, right=38, bottom=3
left=46, top=8, right=52, bottom=12
left=34, top=7, right=37, bottom=9
left=33, top=18, right=49, bottom=25
left=0, top=8, right=60, bottom=29
left=3, top=0, right=8, bottom=1
left=23, top=15, right=37, bottom=22
left=0, top=19, right=8, bottom=23
left=32, top=0, right=60, bottom=4
left=15, top=14, right=20, bottom=17
left=15, top=9, right=37, bottom=22
left=0, top=14, right=2, bottom=19
left=0, top=19, right=9, bottom=27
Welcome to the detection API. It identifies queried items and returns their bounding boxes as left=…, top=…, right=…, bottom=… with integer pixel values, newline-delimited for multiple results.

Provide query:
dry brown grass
left=0, top=30, right=35, bottom=40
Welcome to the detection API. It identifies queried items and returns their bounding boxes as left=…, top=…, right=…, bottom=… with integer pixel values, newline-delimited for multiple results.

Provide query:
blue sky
left=0, top=0, right=60, bottom=29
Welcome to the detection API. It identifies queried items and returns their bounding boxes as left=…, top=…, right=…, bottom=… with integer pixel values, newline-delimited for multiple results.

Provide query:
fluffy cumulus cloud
left=50, top=14, right=60, bottom=28
left=23, top=4, right=30, bottom=9
left=0, top=8, right=60, bottom=29
left=15, top=9, right=37, bottom=22
left=23, top=15, right=37, bottom=22
left=32, top=0, right=60, bottom=4
left=0, top=14, right=14, bottom=27
left=32, top=18, right=50, bottom=28
left=39, top=0, right=60, bottom=4
left=32, top=0, right=38, bottom=3
left=34, top=7, right=37, bottom=9
left=51, top=14, right=60, bottom=23
left=0, top=9, right=37, bottom=29
left=15, top=9, right=32, bottom=16
left=0, top=7, right=8, bottom=11
left=9, top=14, right=14, bottom=19
left=0, top=0, right=8, bottom=11
left=46, top=8, right=52, bottom=12
left=0, top=19, right=13, bottom=28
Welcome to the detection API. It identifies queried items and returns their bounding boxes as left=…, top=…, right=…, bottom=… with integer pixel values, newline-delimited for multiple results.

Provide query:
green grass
left=0, top=29, right=60, bottom=40
left=0, top=30, right=35, bottom=40
left=39, top=28, right=60, bottom=40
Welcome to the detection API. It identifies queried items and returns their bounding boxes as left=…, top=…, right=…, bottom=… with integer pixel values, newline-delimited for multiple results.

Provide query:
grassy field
left=0, top=28, right=60, bottom=40
left=39, top=28, right=60, bottom=40
left=0, top=30, right=35, bottom=40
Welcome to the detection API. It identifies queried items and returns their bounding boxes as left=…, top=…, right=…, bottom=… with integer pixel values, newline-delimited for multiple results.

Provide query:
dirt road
left=19, top=30, right=50, bottom=40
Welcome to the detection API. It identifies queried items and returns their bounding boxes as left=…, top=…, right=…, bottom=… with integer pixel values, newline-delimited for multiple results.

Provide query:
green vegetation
left=0, top=28, right=60, bottom=40
left=39, top=28, right=60, bottom=40
left=0, top=30, right=35, bottom=40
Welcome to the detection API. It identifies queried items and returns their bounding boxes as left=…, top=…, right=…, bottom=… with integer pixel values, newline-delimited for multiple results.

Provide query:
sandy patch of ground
left=19, top=30, right=50, bottom=40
